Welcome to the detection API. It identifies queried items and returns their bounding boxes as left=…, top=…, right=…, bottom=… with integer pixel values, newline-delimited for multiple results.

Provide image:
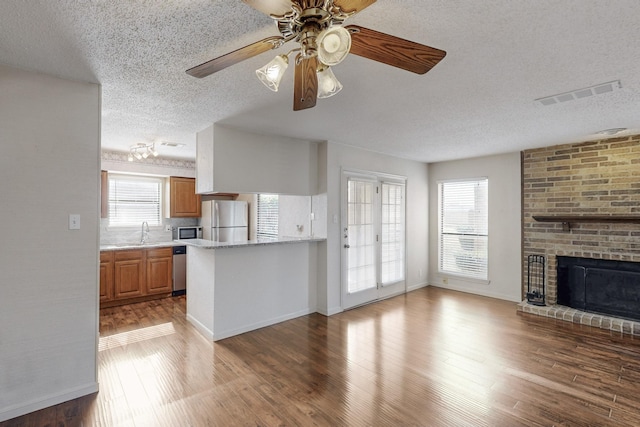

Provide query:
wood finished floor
left=4, top=287, right=640, bottom=426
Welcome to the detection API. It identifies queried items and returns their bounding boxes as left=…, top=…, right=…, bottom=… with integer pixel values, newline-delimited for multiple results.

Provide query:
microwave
left=174, top=226, right=202, bottom=240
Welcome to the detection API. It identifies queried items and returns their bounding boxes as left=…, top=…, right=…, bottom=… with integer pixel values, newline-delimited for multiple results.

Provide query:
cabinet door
left=170, top=177, right=202, bottom=218
left=146, top=247, right=173, bottom=294
left=99, top=251, right=114, bottom=302
left=114, top=250, right=145, bottom=299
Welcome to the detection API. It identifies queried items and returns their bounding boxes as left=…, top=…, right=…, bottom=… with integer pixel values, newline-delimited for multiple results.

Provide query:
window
left=108, top=174, right=163, bottom=227
left=438, top=178, right=488, bottom=280
left=257, top=194, right=278, bottom=238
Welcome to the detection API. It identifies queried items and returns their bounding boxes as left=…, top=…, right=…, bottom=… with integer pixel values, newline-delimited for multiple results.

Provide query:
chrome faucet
left=140, top=221, right=150, bottom=244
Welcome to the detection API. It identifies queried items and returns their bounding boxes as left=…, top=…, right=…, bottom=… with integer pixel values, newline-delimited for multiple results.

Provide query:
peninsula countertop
left=180, top=236, right=326, bottom=249
left=100, top=241, right=183, bottom=251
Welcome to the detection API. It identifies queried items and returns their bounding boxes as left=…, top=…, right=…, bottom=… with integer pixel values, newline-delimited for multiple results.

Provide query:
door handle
left=344, top=244, right=350, bottom=248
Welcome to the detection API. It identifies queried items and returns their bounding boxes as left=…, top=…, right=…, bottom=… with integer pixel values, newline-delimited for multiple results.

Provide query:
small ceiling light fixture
left=317, top=64, right=343, bottom=98
left=128, top=142, right=159, bottom=161
left=317, top=26, right=351, bottom=66
left=256, top=54, right=289, bottom=92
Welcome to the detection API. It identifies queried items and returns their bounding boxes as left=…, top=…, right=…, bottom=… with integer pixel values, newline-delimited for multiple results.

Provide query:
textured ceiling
left=1, top=0, right=639, bottom=162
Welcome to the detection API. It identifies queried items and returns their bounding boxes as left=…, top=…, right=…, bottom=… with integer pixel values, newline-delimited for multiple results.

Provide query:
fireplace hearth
left=557, top=256, right=640, bottom=322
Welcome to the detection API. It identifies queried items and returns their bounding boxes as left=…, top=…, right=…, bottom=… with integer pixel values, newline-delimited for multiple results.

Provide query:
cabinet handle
left=344, top=244, right=350, bottom=249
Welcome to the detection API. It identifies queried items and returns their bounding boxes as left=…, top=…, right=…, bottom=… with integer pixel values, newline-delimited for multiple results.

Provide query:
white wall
left=196, top=124, right=318, bottom=195
left=0, top=65, right=100, bottom=421
left=319, top=141, right=430, bottom=315
left=278, top=195, right=311, bottom=238
left=427, top=152, right=522, bottom=302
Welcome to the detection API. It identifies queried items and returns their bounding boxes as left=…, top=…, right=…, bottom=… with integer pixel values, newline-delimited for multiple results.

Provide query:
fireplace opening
left=557, top=256, right=640, bottom=322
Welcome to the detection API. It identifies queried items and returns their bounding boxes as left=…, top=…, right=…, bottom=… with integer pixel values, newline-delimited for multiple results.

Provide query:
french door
left=342, top=171, right=406, bottom=309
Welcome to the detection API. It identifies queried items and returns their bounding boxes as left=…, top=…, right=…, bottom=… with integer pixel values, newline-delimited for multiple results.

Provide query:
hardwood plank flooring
left=3, top=287, right=640, bottom=426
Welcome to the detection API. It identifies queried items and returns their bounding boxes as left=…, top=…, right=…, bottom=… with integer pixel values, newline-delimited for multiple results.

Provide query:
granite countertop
left=100, top=241, right=183, bottom=251
left=180, top=236, right=326, bottom=249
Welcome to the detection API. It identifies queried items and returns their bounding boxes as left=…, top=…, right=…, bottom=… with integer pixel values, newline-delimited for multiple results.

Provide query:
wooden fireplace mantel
left=532, top=215, right=640, bottom=231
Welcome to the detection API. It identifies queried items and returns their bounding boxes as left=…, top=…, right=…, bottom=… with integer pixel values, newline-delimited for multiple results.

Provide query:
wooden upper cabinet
left=169, top=177, right=201, bottom=218
left=146, top=247, right=173, bottom=295
left=101, top=170, right=108, bottom=218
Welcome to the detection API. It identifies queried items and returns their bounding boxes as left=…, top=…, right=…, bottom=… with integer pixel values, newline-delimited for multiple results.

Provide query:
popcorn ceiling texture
left=2, top=1, right=640, bottom=163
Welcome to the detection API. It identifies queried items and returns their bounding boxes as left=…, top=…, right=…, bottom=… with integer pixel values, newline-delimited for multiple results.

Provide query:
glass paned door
left=346, top=178, right=377, bottom=295
left=342, top=172, right=407, bottom=310
left=381, top=182, right=405, bottom=285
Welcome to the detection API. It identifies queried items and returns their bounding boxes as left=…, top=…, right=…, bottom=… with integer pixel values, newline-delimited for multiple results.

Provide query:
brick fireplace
left=520, top=134, right=640, bottom=333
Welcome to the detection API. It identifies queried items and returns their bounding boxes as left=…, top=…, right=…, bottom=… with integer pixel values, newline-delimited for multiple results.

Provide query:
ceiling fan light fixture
left=256, top=54, right=289, bottom=91
left=317, top=66, right=343, bottom=99
left=317, top=26, right=351, bottom=66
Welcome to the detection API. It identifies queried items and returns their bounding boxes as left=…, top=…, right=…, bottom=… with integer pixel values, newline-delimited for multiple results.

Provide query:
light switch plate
left=69, top=214, right=81, bottom=230
left=165, top=224, right=172, bottom=232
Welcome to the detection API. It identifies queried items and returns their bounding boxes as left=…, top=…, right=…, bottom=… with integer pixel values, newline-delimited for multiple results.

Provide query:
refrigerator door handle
left=214, top=202, right=219, bottom=242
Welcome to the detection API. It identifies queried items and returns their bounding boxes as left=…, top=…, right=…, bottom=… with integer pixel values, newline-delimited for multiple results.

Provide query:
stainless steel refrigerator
left=201, top=200, right=249, bottom=242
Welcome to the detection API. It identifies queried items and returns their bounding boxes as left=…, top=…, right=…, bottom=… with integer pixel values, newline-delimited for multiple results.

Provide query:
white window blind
left=257, top=194, right=279, bottom=238
left=438, top=178, right=488, bottom=280
left=108, top=175, right=163, bottom=227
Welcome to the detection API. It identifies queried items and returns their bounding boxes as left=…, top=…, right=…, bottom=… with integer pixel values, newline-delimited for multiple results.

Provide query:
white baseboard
left=212, top=308, right=315, bottom=341
left=316, top=306, right=343, bottom=316
left=407, top=282, right=429, bottom=292
left=429, top=283, right=521, bottom=302
left=0, top=382, right=98, bottom=422
left=186, top=314, right=214, bottom=341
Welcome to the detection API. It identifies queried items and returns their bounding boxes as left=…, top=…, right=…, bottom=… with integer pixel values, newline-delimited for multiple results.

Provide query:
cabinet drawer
left=114, top=249, right=145, bottom=261
left=100, top=251, right=114, bottom=262
left=146, top=247, right=173, bottom=258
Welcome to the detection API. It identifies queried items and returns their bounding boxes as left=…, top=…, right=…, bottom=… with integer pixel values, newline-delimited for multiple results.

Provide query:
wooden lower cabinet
left=114, top=250, right=145, bottom=299
left=99, top=251, right=114, bottom=302
left=146, top=247, right=173, bottom=295
left=101, top=246, right=174, bottom=307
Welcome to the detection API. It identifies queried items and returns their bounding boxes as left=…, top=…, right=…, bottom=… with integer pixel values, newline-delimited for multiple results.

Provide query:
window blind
left=108, top=175, right=162, bottom=227
left=438, top=179, right=488, bottom=280
left=257, top=194, right=279, bottom=238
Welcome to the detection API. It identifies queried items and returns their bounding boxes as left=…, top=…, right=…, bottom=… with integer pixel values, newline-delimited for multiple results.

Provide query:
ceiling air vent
left=160, top=141, right=185, bottom=148
left=535, top=80, right=621, bottom=106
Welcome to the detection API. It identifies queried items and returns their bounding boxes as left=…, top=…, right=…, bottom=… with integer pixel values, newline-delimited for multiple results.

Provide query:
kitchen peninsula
left=183, top=237, right=325, bottom=341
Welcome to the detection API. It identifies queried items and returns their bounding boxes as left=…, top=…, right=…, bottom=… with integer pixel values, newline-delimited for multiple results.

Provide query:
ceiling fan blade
left=293, top=55, right=318, bottom=111
left=333, top=0, right=376, bottom=14
left=345, top=25, right=446, bottom=74
left=242, top=0, right=294, bottom=17
left=186, top=36, right=285, bottom=78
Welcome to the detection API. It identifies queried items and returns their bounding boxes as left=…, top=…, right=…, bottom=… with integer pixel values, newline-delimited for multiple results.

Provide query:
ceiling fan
left=186, top=0, right=446, bottom=111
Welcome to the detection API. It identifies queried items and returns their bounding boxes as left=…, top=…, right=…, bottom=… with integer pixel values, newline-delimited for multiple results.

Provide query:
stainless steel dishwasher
left=172, top=246, right=187, bottom=296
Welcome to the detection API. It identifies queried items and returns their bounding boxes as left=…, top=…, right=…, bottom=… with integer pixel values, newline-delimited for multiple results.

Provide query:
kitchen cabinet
left=168, top=176, right=201, bottom=218
left=114, top=249, right=145, bottom=299
left=99, top=251, right=114, bottom=302
left=100, top=246, right=174, bottom=307
left=146, top=247, right=173, bottom=294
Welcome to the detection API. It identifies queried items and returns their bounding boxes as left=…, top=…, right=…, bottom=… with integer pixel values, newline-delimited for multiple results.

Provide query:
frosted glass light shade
left=317, top=66, right=343, bottom=99
left=256, top=55, right=289, bottom=92
left=317, top=26, right=351, bottom=66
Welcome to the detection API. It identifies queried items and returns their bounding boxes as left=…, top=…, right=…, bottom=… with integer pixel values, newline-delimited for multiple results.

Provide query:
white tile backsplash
left=100, top=217, right=198, bottom=245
